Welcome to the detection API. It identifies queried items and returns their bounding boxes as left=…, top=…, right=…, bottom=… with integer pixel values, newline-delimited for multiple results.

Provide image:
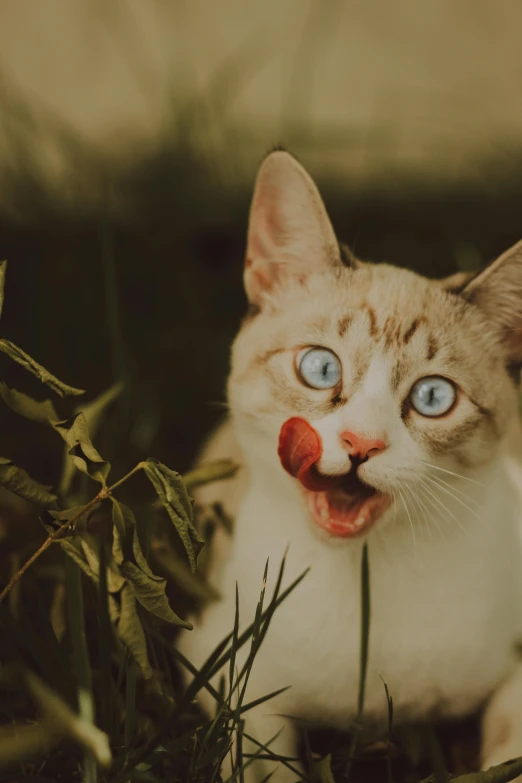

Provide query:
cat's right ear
left=244, top=150, right=344, bottom=307
left=461, top=238, right=522, bottom=363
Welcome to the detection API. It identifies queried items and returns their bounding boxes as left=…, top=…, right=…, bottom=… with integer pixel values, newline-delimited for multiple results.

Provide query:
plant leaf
left=111, top=500, right=191, bottom=628
left=120, top=561, right=192, bottom=629
left=0, top=259, right=7, bottom=320
left=80, top=534, right=125, bottom=594
left=77, top=381, right=123, bottom=436
left=0, top=457, right=58, bottom=508
left=117, top=584, right=153, bottom=679
left=0, top=380, right=59, bottom=422
left=151, top=535, right=219, bottom=603
left=26, top=670, right=111, bottom=766
left=59, top=383, right=122, bottom=496
left=57, top=539, right=99, bottom=583
left=48, top=503, right=101, bottom=535
left=143, top=458, right=205, bottom=573
left=0, top=338, right=84, bottom=397
left=183, top=459, right=238, bottom=491
left=52, top=412, right=110, bottom=484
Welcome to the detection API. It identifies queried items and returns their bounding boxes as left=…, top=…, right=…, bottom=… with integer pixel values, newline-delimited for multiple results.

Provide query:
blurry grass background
left=1, top=0, right=522, bottom=486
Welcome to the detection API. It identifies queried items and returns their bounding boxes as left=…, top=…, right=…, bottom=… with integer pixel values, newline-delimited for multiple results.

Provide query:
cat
left=177, top=149, right=522, bottom=781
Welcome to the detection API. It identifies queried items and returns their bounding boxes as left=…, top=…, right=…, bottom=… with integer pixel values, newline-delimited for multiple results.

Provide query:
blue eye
left=297, top=348, right=342, bottom=389
left=409, top=376, right=456, bottom=417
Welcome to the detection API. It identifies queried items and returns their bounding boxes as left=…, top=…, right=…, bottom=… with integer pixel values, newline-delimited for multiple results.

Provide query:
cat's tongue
left=278, top=417, right=388, bottom=536
left=278, top=417, right=327, bottom=491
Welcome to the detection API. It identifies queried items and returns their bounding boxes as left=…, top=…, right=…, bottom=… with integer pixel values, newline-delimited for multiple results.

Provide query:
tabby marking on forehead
left=363, top=304, right=379, bottom=339
left=426, top=334, right=439, bottom=361
left=403, top=318, right=422, bottom=345
left=338, top=314, right=352, bottom=337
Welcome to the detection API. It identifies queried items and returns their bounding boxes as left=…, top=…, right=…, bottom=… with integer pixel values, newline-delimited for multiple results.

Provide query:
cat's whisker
left=406, top=483, right=433, bottom=542
left=396, top=479, right=417, bottom=554
left=379, top=467, right=460, bottom=543
left=419, top=460, right=485, bottom=487
left=422, top=474, right=482, bottom=520
left=417, top=476, right=471, bottom=538
left=416, top=485, right=450, bottom=543
left=422, top=471, right=481, bottom=508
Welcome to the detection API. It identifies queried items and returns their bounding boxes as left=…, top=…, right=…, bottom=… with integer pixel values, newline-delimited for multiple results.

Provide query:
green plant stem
left=0, top=462, right=146, bottom=603
left=345, top=542, right=371, bottom=781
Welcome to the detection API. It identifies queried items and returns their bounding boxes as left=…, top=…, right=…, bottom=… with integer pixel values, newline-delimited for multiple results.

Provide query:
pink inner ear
left=249, top=204, right=283, bottom=261
left=278, top=417, right=326, bottom=491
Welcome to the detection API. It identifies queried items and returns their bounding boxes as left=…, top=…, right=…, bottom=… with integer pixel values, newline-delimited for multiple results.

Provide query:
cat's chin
left=304, top=482, right=391, bottom=538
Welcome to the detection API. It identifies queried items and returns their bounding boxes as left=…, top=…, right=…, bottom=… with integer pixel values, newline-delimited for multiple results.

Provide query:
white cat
left=178, top=150, right=522, bottom=781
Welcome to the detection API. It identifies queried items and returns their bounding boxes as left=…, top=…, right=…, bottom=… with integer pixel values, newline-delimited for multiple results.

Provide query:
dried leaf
left=59, top=383, right=122, bottom=496
left=0, top=722, right=54, bottom=768
left=117, top=584, right=153, bottom=679
left=0, top=457, right=58, bottom=508
left=56, top=531, right=125, bottom=594
left=78, top=381, right=123, bottom=436
left=80, top=534, right=125, bottom=594
left=111, top=499, right=134, bottom=566
left=183, top=459, right=238, bottom=491
left=57, top=539, right=99, bottom=584
left=121, top=561, right=192, bottom=629
left=52, top=412, right=110, bottom=484
left=111, top=500, right=191, bottom=627
left=25, top=670, right=111, bottom=766
left=144, top=458, right=205, bottom=573
left=0, top=338, right=84, bottom=397
left=48, top=503, right=101, bottom=535
left=0, top=380, right=59, bottom=422
left=0, top=260, right=7, bottom=320
left=0, top=669, right=112, bottom=769
left=152, top=534, right=219, bottom=603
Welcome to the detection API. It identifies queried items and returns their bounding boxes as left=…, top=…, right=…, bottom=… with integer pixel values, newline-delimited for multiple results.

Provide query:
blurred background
left=1, top=0, right=522, bottom=484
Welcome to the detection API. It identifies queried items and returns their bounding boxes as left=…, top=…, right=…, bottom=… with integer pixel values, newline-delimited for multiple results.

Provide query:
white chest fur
left=186, top=456, right=522, bottom=732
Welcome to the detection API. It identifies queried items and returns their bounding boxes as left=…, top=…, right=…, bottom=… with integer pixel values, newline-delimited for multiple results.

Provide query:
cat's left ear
left=462, top=239, right=522, bottom=362
left=244, top=150, right=344, bottom=307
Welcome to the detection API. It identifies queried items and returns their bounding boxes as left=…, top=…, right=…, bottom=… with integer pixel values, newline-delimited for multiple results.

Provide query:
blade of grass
left=242, top=730, right=306, bottom=781
left=380, top=675, right=394, bottom=783
left=125, top=656, right=137, bottom=750
left=222, top=729, right=283, bottom=783
left=210, top=562, right=272, bottom=782
left=346, top=541, right=371, bottom=780
left=97, top=537, right=114, bottom=736
left=65, top=555, right=97, bottom=783
left=229, top=582, right=240, bottom=705
left=236, top=718, right=245, bottom=783
left=239, top=687, right=291, bottom=715
left=114, top=559, right=308, bottom=780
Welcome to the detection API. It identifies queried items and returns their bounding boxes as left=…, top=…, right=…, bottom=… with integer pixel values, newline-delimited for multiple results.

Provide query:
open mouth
left=278, top=417, right=391, bottom=537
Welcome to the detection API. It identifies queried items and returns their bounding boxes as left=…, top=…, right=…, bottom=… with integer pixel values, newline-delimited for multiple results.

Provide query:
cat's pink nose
left=340, top=430, right=387, bottom=460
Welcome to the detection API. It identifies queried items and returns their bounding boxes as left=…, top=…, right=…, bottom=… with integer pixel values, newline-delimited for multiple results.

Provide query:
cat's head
left=228, top=150, right=522, bottom=538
